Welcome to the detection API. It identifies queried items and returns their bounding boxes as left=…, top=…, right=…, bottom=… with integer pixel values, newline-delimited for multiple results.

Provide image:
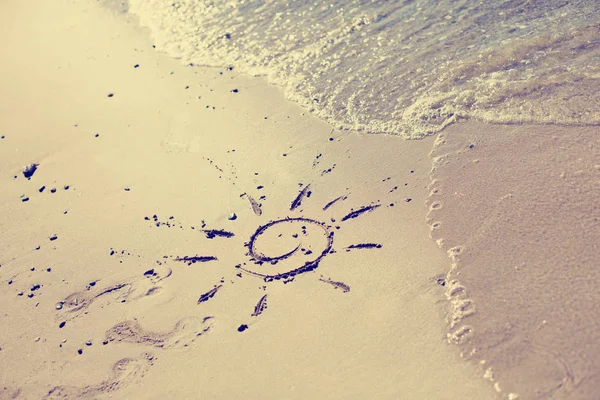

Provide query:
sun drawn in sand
left=178, top=179, right=383, bottom=330
left=47, top=156, right=392, bottom=399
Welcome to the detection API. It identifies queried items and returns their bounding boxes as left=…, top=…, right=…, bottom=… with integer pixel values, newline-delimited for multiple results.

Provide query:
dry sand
left=1, top=1, right=598, bottom=400
left=0, top=1, right=495, bottom=399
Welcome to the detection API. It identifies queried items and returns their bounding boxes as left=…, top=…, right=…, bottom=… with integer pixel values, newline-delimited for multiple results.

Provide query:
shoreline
left=427, top=121, right=599, bottom=399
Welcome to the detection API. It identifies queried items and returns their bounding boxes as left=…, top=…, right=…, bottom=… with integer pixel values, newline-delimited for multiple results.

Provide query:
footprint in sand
left=104, top=316, right=214, bottom=349
left=43, top=352, right=155, bottom=399
left=56, top=266, right=172, bottom=323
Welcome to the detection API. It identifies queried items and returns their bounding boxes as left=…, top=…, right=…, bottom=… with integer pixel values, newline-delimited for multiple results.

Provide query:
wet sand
left=428, top=122, right=600, bottom=399
left=0, top=1, right=495, bottom=399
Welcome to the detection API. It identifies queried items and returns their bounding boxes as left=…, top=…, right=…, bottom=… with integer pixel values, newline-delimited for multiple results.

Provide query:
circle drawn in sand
left=240, top=217, right=334, bottom=282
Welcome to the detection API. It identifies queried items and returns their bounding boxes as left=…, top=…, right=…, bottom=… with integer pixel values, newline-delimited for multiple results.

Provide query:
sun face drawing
left=174, top=175, right=383, bottom=329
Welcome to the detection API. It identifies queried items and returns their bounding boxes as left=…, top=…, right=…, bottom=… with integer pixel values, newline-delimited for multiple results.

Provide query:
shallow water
left=129, top=0, right=599, bottom=138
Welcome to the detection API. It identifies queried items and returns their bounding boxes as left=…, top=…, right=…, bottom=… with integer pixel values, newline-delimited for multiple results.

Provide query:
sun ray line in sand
left=201, top=229, right=235, bottom=239
left=318, top=277, right=351, bottom=293
left=251, top=294, right=268, bottom=317
left=341, top=204, right=381, bottom=221
left=345, top=243, right=383, bottom=251
left=242, top=193, right=263, bottom=216
left=290, top=183, right=312, bottom=211
left=323, top=195, right=348, bottom=211
left=197, top=284, right=223, bottom=304
left=174, top=255, right=219, bottom=265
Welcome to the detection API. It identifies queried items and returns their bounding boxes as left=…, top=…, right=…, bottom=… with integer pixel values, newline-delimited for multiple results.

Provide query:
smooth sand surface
left=0, top=1, right=497, bottom=399
left=428, top=122, right=599, bottom=399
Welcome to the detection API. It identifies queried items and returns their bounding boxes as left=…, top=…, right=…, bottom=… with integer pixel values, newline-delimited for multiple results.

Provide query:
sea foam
left=128, top=0, right=599, bottom=138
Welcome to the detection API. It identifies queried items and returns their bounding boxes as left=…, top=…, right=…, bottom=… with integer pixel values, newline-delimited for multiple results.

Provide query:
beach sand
left=0, top=1, right=597, bottom=399
left=427, top=122, right=599, bottom=399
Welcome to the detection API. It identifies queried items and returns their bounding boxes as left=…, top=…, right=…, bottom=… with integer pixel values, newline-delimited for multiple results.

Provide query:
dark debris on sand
left=23, top=163, right=39, bottom=179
